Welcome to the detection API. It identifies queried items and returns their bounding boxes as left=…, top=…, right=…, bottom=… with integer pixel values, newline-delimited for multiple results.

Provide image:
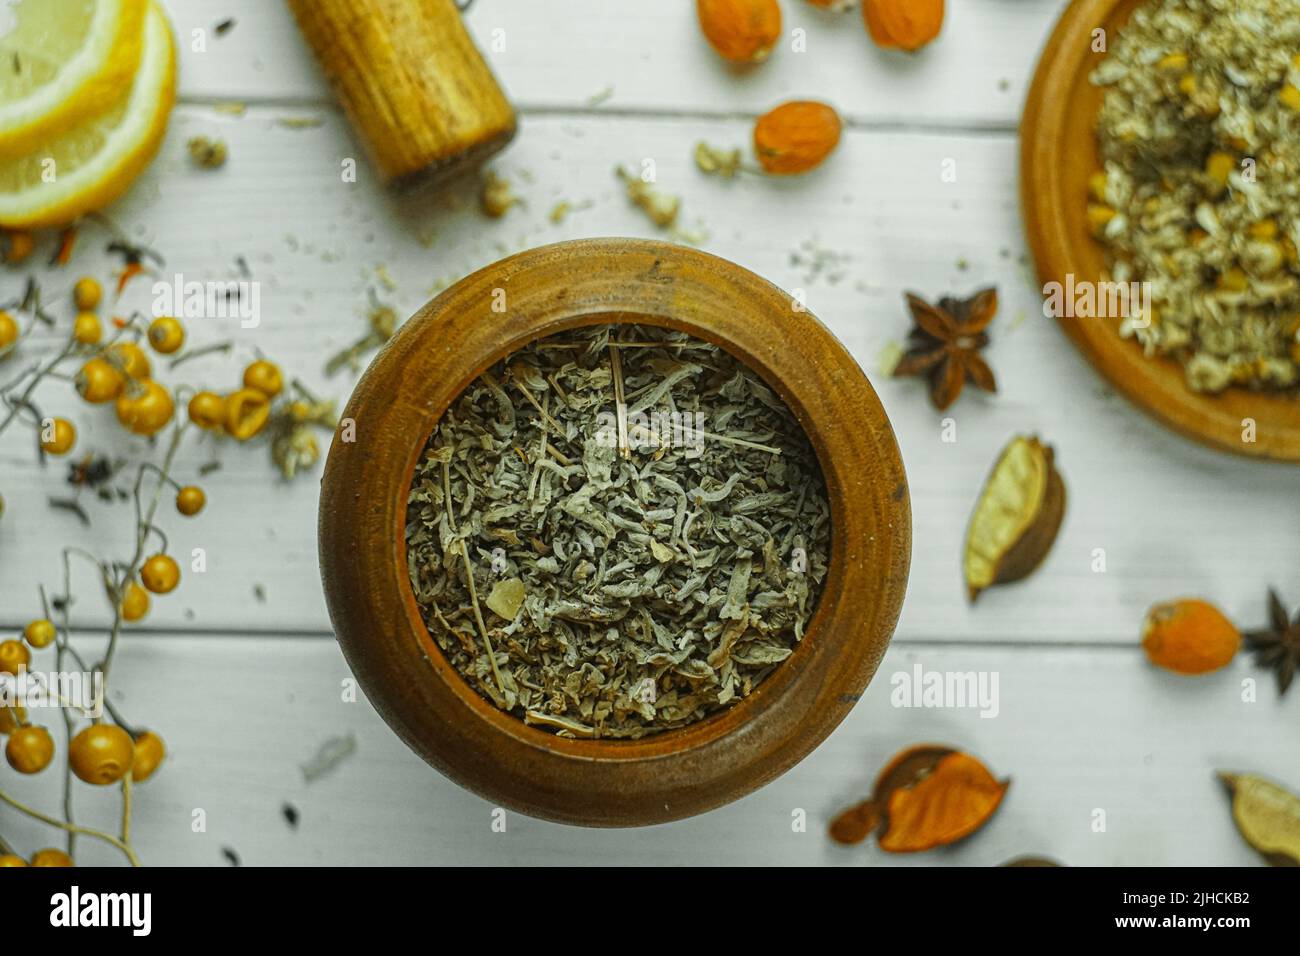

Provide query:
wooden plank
left=1, top=635, right=1292, bottom=865
left=1, top=105, right=1295, bottom=639
left=161, top=0, right=1059, bottom=128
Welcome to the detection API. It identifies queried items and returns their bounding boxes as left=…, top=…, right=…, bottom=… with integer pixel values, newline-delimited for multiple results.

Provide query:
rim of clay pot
left=319, top=238, right=911, bottom=826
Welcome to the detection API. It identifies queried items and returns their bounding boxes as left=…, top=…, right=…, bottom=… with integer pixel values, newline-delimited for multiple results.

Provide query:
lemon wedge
left=0, top=0, right=174, bottom=229
left=0, top=0, right=147, bottom=156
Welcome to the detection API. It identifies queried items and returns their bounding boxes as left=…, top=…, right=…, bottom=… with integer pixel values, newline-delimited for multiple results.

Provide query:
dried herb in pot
left=405, top=324, right=831, bottom=739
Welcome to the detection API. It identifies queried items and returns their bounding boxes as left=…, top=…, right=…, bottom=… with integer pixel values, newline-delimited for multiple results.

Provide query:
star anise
left=893, top=288, right=998, bottom=410
left=1244, top=589, right=1300, bottom=696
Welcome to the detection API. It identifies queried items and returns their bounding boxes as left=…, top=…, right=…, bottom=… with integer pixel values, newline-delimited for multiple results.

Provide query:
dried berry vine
left=0, top=239, right=334, bottom=865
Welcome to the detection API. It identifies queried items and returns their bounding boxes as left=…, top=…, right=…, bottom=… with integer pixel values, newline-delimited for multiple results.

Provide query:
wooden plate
left=1021, top=0, right=1300, bottom=461
left=318, top=238, right=911, bottom=826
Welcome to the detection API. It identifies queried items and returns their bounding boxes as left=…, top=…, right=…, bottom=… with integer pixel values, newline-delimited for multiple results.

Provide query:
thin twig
left=609, top=342, right=630, bottom=458
left=99, top=424, right=186, bottom=684
left=441, top=458, right=505, bottom=699
left=120, top=774, right=132, bottom=844
left=0, top=788, right=139, bottom=866
left=0, top=339, right=76, bottom=438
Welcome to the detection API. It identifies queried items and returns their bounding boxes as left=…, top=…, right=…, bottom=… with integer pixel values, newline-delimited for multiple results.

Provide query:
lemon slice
left=0, top=0, right=174, bottom=229
left=0, top=0, right=147, bottom=156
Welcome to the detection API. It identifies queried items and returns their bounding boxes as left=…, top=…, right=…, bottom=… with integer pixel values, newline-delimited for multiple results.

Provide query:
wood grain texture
left=318, top=239, right=911, bottom=825
left=1021, top=0, right=1300, bottom=461
left=163, top=0, right=1055, bottom=127
left=2, top=634, right=1293, bottom=865
left=1, top=108, right=1295, bottom=644
left=285, top=0, right=516, bottom=184
left=0, top=0, right=1296, bottom=860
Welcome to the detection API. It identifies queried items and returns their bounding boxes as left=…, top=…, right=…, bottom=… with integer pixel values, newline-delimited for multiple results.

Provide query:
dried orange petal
left=878, top=751, right=1009, bottom=853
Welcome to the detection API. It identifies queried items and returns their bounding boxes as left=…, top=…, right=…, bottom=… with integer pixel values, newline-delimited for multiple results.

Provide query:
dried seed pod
left=863, top=0, right=944, bottom=53
left=1218, top=772, right=1300, bottom=866
left=753, top=101, right=842, bottom=175
left=963, top=435, right=1066, bottom=601
left=696, top=0, right=782, bottom=64
left=829, top=745, right=1009, bottom=852
left=1142, top=599, right=1240, bottom=675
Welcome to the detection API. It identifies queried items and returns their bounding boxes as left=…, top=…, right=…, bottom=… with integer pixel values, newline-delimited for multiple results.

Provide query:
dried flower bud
left=480, top=170, right=519, bottom=218
left=1142, top=598, right=1240, bottom=675
left=752, top=101, right=843, bottom=175
left=694, top=141, right=743, bottom=178
left=616, top=167, right=680, bottom=227
left=863, top=0, right=944, bottom=53
left=696, top=0, right=781, bottom=64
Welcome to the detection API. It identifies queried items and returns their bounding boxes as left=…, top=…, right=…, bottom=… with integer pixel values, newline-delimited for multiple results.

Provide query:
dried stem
left=98, top=423, right=187, bottom=685
left=609, top=342, right=630, bottom=458
left=120, top=774, right=132, bottom=845
left=441, top=457, right=505, bottom=699
left=0, top=339, right=76, bottom=438
left=0, top=788, right=139, bottom=867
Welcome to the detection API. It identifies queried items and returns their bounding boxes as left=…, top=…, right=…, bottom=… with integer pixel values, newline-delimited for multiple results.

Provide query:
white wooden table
left=2, top=0, right=1296, bottom=866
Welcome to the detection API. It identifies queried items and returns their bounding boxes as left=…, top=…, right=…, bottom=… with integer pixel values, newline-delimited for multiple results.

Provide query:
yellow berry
left=141, top=553, right=180, bottom=594
left=176, top=485, right=206, bottom=516
left=23, top=619, right=56, bottom=649
left=73, top=277, right=101, bottom=311
left=187, top=391, right=227, bottom=429
left=115, top=379, right=174, bottom=436
left=120, top=582, right=149, bottom=622
left=30, top=849, right=73, bottom=867
left=40, top=417, right=76, bottom=455
left=108, top=341, right=151, bottom=380
left=130, top=731, right=165, bottom=783
left=0, top=639, right=30, bottom=675
left=243, top=360, right=283, bottom=398
left=5, top=725, right=53, bottom=774
left=75, top=357, right=126, bottom=403
left=69, top=724, right=134, bottom=785
left=73, top=311, right=103, bottom=345
left=147, top=316, right=185, bottom=354
left=0, top=311, right=18, bottom=349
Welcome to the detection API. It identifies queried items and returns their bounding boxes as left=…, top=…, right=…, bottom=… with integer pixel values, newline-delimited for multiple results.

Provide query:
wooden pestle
left=286, top=0, right=517, bottom=187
